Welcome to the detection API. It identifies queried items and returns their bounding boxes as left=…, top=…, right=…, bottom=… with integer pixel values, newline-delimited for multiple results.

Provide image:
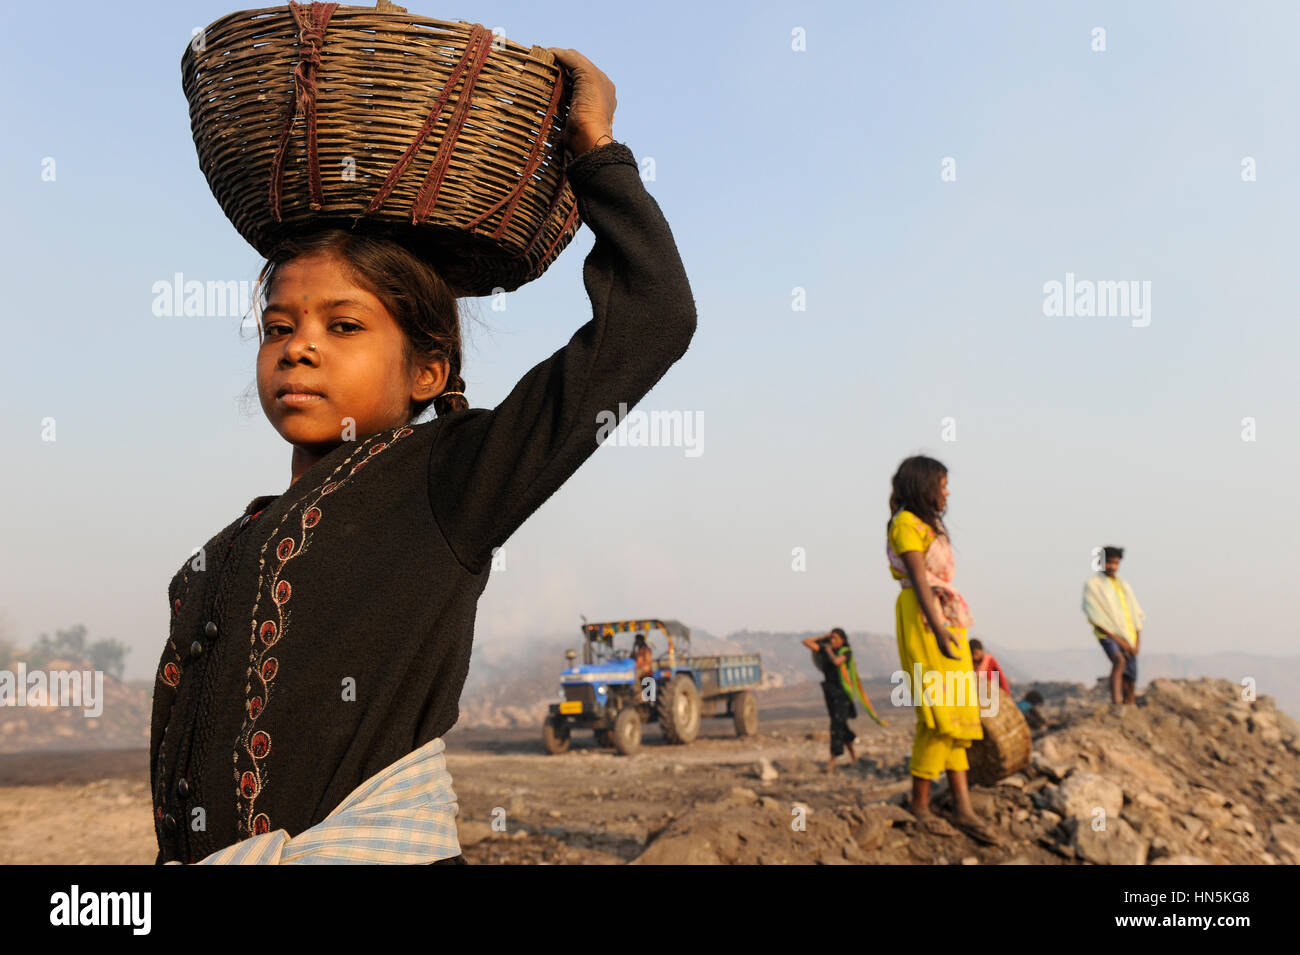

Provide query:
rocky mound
left=0, top=658, right=151, bottom=754
left=629, top=678, right=1300, bottom=864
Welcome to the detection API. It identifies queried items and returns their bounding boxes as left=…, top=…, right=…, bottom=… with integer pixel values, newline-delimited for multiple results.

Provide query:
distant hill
left=456, top=627, right=904, bottom=730
left=3, top=633, right=1293, bottom=750
left=0, top=657, right=151, bottom=754
left=695, top=631, right=1300, bottom=718
left=457, top=627, right=1300, bottom=728
left=708, top=629, right=899, bottom=687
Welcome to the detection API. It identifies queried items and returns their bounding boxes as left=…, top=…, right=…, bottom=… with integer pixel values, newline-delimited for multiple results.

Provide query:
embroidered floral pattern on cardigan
left=154, top=551, right=206, bottom=845
left=158, top=566, right=194, bottom=689
left=234, top=425, right=415, bottom=839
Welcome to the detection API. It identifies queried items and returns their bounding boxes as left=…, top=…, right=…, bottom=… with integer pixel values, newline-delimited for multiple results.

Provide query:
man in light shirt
left=1082, top=545, right=1146, bottom=710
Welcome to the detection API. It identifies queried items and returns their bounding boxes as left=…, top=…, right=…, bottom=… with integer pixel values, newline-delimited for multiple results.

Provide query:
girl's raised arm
left=426, top=141, right=697, bottom=574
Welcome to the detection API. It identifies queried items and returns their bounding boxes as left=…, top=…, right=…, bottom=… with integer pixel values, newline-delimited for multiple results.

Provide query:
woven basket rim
left=185, top=3, right=561, bottom=66
left=181, top=1, right=581, bottom=297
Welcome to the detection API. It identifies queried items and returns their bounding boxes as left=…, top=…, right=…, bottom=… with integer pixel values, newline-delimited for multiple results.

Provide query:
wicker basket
left=181, top=1, right=582, bottom=296
left=966, top=687, right=1033, bottom=786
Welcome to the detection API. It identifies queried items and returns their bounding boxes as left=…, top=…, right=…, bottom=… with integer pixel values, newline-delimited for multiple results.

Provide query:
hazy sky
left=2, top=1, right=1295, bottom=680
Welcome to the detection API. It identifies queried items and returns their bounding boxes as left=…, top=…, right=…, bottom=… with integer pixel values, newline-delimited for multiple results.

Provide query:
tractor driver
left=633, top=633, right=655, bottom=682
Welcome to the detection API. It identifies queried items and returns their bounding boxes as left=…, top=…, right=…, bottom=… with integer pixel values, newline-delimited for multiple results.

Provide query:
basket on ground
left=181, top=0, right=582, bottom=296
left=967, top=687, right=1033, bottom=786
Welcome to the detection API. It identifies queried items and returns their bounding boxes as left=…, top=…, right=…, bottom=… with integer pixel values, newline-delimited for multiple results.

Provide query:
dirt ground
left=449, top=691, right=917, bottom=864
left=0, top=685, right=913, bottom=865
left=0, top=748, right=156, bottom=865
left=4, top=678, right=1296, bottom=865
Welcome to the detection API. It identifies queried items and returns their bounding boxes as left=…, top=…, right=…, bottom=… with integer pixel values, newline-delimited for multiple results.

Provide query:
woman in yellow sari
left=887, top=456, right=998, bottom=845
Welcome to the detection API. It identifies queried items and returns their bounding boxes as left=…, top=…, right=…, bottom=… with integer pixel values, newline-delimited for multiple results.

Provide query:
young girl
left=886, top=456, right=998, bottom=845
left=149, top=49, right=697, bottom=864
left=801, top=628, right=886, bottom=773
left=803, top=629, right=859, bottom=772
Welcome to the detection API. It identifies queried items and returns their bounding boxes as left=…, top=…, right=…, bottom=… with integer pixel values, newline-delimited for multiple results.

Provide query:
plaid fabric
left=172, top=737, right=460, bottom=864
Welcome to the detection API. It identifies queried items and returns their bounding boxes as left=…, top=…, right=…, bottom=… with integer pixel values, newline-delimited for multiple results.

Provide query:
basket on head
left=181, top=1, right=582, bottom=297
left=966, top=687, right=1033, bottom=786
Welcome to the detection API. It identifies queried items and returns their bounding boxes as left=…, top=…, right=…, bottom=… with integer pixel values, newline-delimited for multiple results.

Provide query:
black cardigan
left=149, top=142, right=697, bottom=863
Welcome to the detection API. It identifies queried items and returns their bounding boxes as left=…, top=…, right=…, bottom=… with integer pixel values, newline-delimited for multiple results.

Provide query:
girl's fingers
left=545, top=46, right=616, bottom=111
left=548, top=47, right=593, bottom=74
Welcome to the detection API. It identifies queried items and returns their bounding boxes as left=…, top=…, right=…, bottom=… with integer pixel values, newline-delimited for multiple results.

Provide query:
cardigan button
left=177, top=778, right=191, bottom=798
left=163, top=814, right=177, bottom=831
left=190, top=640, right=203, bottom=658
left=204, top=621, right=218, bottom=638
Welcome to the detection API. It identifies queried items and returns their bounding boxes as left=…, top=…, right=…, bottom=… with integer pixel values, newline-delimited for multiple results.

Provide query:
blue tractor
left=542, top=618, right=763, bottom=755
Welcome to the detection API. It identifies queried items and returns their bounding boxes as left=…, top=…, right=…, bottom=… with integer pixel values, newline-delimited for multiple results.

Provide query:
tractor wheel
left=594, top=729, right=614, bottom=749
left=658, top=674, right=701, bottom=744
left=732, top=690, right=759, bottom=737
left=542, top=715, right=570, bottom=755
left=612, top=708, right=642, bottom=756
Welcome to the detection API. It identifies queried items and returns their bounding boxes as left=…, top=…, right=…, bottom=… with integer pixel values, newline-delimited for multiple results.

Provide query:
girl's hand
left=900, top=550, right=961, bottom=660
left=934, top=625, right=960, bottom=660
left=546, top=47, right=616, bottom=155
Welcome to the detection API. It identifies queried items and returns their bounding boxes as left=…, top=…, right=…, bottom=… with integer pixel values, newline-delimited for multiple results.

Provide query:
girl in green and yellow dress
left=886, top=456, right=998, bottom=845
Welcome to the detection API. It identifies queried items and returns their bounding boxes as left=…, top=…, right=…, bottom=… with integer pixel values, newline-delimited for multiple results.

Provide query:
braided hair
left=254, top=227, right=470, bottom=421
